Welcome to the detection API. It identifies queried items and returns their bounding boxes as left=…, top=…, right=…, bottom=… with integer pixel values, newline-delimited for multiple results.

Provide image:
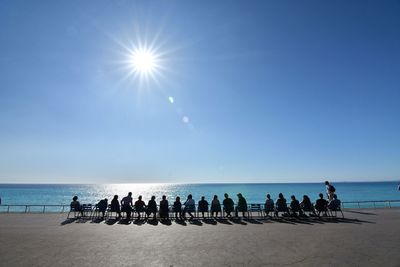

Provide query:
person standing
left=325, top=181, right=336, bottom=201
left=121, top=192, right=133, bottom=220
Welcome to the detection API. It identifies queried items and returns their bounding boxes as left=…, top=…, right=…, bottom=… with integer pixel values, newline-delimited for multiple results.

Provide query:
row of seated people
left=112, top=192, right=249, bottom=220
left=70, top=193, right=249, bottom=220
left=70, top=192, right=341, bottom=220
left=264, top=193, right=342, bottom=217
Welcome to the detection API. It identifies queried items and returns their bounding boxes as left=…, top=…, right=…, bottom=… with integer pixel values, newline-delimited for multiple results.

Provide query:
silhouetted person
left=183, top=194, right=195, bottom=220
left=121, top=192, right=133, bottom=220
left=210, top=195, right=221, bottom=217
left=110, top=195, right=121, bottom=218
left=147, top=196, right=157, bottom=220
left=275, top=193, right=289, bottom=217
left=328, top=194, right=341, bottom=210
left=223, top=193, right=234, bottom=218
left=300, top=195, right=315, bottom=215
left=135, top=195, right=146, bottom=219
left=325, top=180, right=336, bottom=201
left=97, top=198, right=108, bottom=218
left=315, top=193, right=328, bottom=216
left=235, top=193, right=248, bottom=218
left=70, top=196, right=83, bottom=217
left=159, top=195, right=169, bottom=220
left=264, top=194, right=274, bottom=216
left=173, top=196, right=182, bottom=219
left=198, top=196, right=209, bottom=218
left=290, top=195, right=301, bottom=216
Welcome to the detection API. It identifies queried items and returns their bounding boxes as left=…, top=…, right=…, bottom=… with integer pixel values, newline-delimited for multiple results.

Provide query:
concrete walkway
left=0, top=209, right=399, bottom=266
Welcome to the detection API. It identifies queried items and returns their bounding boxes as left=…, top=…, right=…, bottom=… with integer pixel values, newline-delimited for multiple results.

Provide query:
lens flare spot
left=182, top=116, right=189, bottom=124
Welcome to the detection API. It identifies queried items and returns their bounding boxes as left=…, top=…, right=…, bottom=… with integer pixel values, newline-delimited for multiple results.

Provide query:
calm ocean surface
left=1, top=182, right=399, bottom=211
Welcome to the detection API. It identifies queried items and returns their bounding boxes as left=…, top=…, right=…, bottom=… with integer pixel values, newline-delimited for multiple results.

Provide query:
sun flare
left=130, top=49, right=157, bottom=74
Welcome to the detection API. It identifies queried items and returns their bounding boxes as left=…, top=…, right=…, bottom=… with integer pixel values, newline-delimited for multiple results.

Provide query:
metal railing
left=341, top=200, right=400, bottom=209
left=1, top=200, right=400, bottom=213
left=0, top=204, right=71, bottom=213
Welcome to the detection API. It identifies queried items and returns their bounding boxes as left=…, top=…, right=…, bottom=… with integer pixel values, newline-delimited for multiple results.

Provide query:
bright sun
left=130, top=49, right=157, bottom=75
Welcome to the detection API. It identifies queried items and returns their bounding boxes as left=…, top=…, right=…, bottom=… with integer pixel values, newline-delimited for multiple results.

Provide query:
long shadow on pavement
left=160, top=219, right=172, bottom=226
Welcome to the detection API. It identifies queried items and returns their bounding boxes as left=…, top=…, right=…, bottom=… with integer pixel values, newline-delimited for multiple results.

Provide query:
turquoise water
left=0, top=182, right=399, bottom=211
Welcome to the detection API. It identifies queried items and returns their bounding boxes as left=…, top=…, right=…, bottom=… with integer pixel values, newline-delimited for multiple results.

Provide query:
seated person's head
left=319, top=193, right=324, bottom=199
left=151, top=195, right=155, bottom=200
left=333, top=194, right=338, bottom=200
left=162, top=195, right=166, bottom=200
left=188, top=194, right=192, bottom=199
left=224, top=193, right=229, bottom=198
left=73, top=196, right=78, bottom=201
left=266, top=194, right=270, bottom=199
left=138, top=195, right=142, bottom=200
left=291, top=195, right=295, bottom=201
left=278, top=193, right=283, bottom=199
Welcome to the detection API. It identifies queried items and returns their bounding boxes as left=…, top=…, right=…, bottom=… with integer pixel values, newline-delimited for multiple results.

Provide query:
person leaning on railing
left=121, top=192, right=133, bottom=220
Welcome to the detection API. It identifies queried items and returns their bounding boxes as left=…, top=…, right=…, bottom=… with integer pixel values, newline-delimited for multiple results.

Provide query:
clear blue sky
left=0, top=1, right=399, bottom=183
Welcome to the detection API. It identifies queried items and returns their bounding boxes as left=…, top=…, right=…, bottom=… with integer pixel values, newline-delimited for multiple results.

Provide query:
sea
left=0, top=182, right=399, bottom=212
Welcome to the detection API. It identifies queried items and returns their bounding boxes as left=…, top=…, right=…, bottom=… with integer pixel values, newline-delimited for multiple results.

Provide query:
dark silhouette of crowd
left=69, top=184, right=342, bottom=221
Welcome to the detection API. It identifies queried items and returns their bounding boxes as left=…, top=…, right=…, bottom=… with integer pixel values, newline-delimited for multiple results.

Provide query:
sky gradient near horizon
left=0, top=1, right=399, bottom=183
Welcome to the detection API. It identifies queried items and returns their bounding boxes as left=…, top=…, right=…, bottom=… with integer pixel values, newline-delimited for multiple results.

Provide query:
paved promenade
left=0, top=209, right=399, bottom=267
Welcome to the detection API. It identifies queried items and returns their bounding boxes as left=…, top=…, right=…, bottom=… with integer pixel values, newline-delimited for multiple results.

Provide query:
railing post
left=373, top=202, right=376, bottom=208
left=43, top=206, right=46, bottom=213
left=388, top=201, right=391, bottom=208
left=358, top=202, right=360, bottom=208
left=7, top=205, right=10, bottom=213
left=25, top=205, right=28, bottom=213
